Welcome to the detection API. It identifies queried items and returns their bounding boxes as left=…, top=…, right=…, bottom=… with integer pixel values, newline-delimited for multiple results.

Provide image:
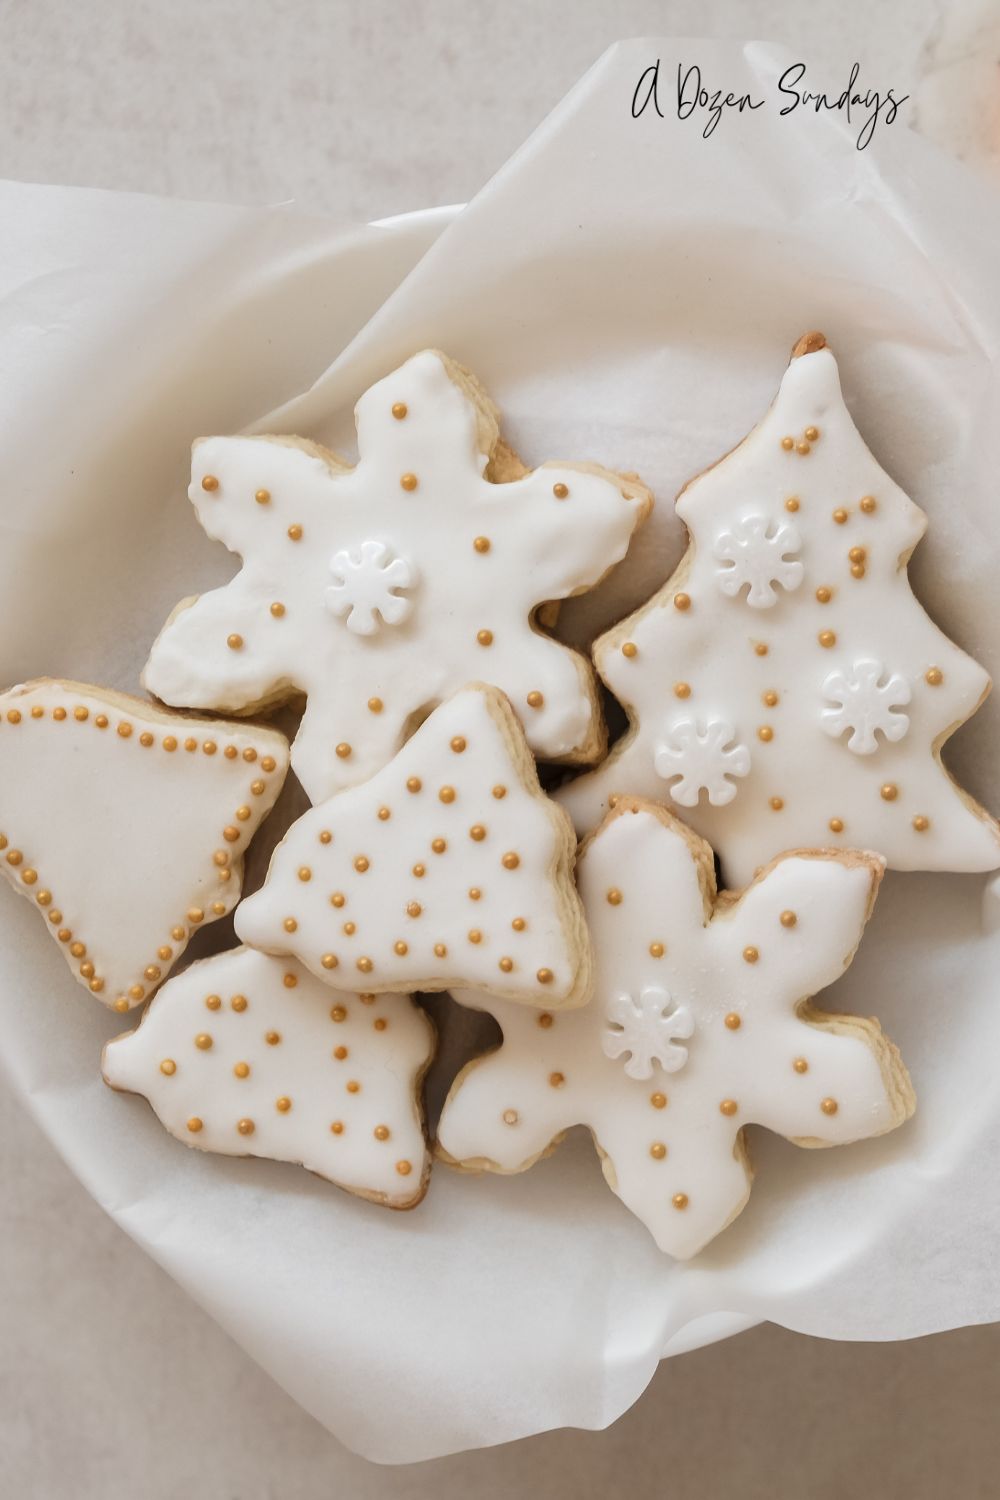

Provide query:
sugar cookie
left=143, top=350, right=651, bottom=803
left=558, top=334, right=1000, bottom=884
left=236, top=685, right=591, bottom=1008
left=438, top=797, right=914, bottom=1259
left=0, top=680, right=288, bottom=1011
left=103, top=947, right=432, bottom=1206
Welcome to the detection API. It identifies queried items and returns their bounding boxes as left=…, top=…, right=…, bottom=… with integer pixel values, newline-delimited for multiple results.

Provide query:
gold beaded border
left=0, top=695, right=283, bottom=1012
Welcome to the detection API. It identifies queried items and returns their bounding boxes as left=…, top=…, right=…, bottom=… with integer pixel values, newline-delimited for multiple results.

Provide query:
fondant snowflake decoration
left=143, top=350, right=651, bottom=804
left=559, top=334, right=1000, bottom=884
left=103, top=947, right=433, bottom=1207
left=653, top=718, right=751, bottom=807
left=235, top=686, right=592, bottom=1009
left=0, top=679, right=288, bottom=1013
left=821, top=659, right=911, bottom=754
left=714, top=514, right=804, bottom=607
left=602, top=986, right=694, bottom=1079
left=325, top=540, right=417, bottom=636
left=438, top=799, right=914, bottom=1260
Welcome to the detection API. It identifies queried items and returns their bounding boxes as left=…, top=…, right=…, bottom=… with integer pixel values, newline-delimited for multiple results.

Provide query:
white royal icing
left=602, top=986, right=694, bottom=1079
left=102, top=947, right=433, bottom=1206
left=143, top=351, right=650, bottom=804
left=558, top=342, right=1000, bottom=884
left=0, top=680, right=289, bottom=1012
left=821, top=659, right=911, bottom=754
left=714, top=514, right=804, bottom=608
left=325, top=539, right=417, bottom=636
left=653, top=718, right=751, bottom=807
left=235, top=686, right=591, bottom=1008
left=439, top=801, right=913, bottom=1260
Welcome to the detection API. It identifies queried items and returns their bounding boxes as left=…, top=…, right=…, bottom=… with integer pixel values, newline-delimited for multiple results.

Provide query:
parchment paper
left=2, top=38, right=1000, bottom=1464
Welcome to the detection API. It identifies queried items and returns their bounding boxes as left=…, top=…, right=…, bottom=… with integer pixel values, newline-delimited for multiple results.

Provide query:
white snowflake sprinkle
left=653, top=719, right=751, bottom=807
left=602, top=985, right=694, bottom=1079
left=325, top=539, right=417, bottom=636
left=821, top=659, right=911, bottom=755
left=714, top=514, right=804, bottom=608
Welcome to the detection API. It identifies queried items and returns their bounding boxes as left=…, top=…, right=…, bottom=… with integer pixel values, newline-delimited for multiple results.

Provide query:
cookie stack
left=4, top=334, right=996, bottom=1258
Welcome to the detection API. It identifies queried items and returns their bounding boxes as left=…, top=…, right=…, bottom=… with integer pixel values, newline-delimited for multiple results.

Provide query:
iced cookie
left=558, top=334, right=1000, bottom=885
left=143, top=350, right=651, bottom=804
left=438, top=797, right=914, bottom=1259
left=103, top=947, right=433, bottom=1207
left=236, top=685, right=591, bottom=1009
left=0, top=680, right=288, bottom=1012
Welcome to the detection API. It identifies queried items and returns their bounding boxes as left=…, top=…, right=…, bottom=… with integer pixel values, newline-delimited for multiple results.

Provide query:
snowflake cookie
left=103, top=947, right=433, bottom=1207
left=438, top=798, right=914, bottom=1259
left=235, top=685, right=592, bottom=1009
left=558, top=333, right=1000, bottom=885
left=143, top=351, right=651, bottom=804
left=0, top=681, right=288, bottom=1013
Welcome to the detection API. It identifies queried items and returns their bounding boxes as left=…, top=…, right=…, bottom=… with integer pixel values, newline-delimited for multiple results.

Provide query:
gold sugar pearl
left=606, top=888, right=623, bottom=906
left=270, top=602, right=286, bottom=618
left=552, top=482, right=569, bottom=499
left=283, top=917, right=298, bottom=933
left=406, top=901, right=422, bottom=917
left=287, top=525, right=303, bottom=541
left=237, top=1119, right=255, bottom=1136
left=261, top=755, right=277, bottom=773
left=649, top=1142, right=667, bottom=1160
left=400, top=472, right=418, bottom=491
left=227, top=634, right=243, bottom=651
left=672, top=1194, right=689, bottom=1211
left=650, top=1092, right=667, bottom=1109
left=283, top=973, right=298, bottom=988
left=184, top=738, right=197, bottom=752
left=201, top=475, right=219, bottom=492
left=881, top=783, right=899, bottom=802
left=763, top=691, right=779, bottom=707
left=829, top=817, right=845, bottom=833
left=140, top=732, right=154, bottom=747
left=189, top=907, right=205, bottom=924
left=255, top=488, right=270, bottom=505
left=205, top=994, right=222, bottom=1010
left=785, top=497, right=800, bottom=512
left=913, top=815, right=930, bottom=832
left=815, top=586, right=832, bottom=604
left=396, top=1161, right=412, bottom=1177
left=335, top=743, right=352, bottom=759
left=330, top=1121, right=344, bottom=1135
left=224, top=746, right=238, bottom=759
left=860, top=495, right=877, bottom=513
left=820, top=1098, right=839, bottom=1115
left=469, top=888, right=481, bottom=900
left=319, top=831, right=333, bottom=845
left=649, top=942, right=664, bottom=958
left=157, top=946, right=172, bottom=961
left=53, top=707, right=66, bottom=721
left=477, top=629, right=493, bottom=646
left=754, top=643, right=768, bottom=657
left=719, top=1100, right=738, bottom=1116
left=346, top=1080, right=361, bottom=1094
left=469, top=824, right=486, bottom=842
left=622, top=642, right=638, bottom=659
left=743, top=946, right=759, bottom=964
left=357, top=957, right=373, bottom=973
left=333, top=1045, right=348, bottom=1060
left=321, top=954, right=339, bottom=969
left=473, top=536, right=491, bottom=553
left=30, top=706, right=43, bottom=719
left=354, top=856, right=370, bottom=873
left=793, top=1057, right=809, bottom=1073
left=537, top=968, right=554, bottom=985
left=412, top=863, right=426, bottom=878
left=468, top=929, right=482, bottom=944
left=391, top=402, right=407, bottom=419
left=818, top=630, right=836, bottom=648
left=331, top=1005, right=347, bottom=1022
left=234, top=1062, right=250, bottom=1079
left=804, top=426, right=820, bottom=442
left=374, top=1125, right=391, bottom=1141
left=143, top=965, right=161, bottom=982
left=235, top=805, right=251, bottom=821
left=74, top=706, right=89, bottom=721
left=187, top=1117, right=203, bottom=1133
left=549, top=1071, right=565, bottom=1087
left=163, top=736, right=177, bottom=752
left=503, top=1109, right=519, bottom=1126
left=926, top=667, right=943, bottom=686
left=6, top=850, right=21, bottom=867
left=833, top=509, right=848, bottom=525
left=211, top=902, right=226, bottom=916
left=79, top=962, right=95, bottom=979
left=450, top=736, right=466, bottom=753
left=276, top=1097, right=292, bottom=1113
left=231, top=995, right=248, bottom=1011
left=848, top=546, right=866, bottom=564
left=511, top=917, right=526, bottom=931
left=377, top=807, right=391, bottom=822
left=266, top=1031, right=281, bottom=1045
left=21, top=868, right=37, bottom=885
left=724, top=1012, right=742, bottom=1030
left=492, top=785, right=507, bottom=800
left=498, top=957, right=513, bottom=972
left=195, top=1033, right=213, bottom=1050
left=250, top=779, right=265, bottom=795
left=431, top=838, right=446, bottom=854
left=160, top=1059, right=176, bottom=1076
left=781, top=436, right=794, bottom=451
left=70, top=941, right=85, bottom=957
left=757, top=726, right=773, bottom=742
left=780, top=910, right=797, bottom=927
left=394, top=940, right=408, bottom=956
left=202, top=740, right=217, bottom=756
left=439, top=785, right=456, bottom=803
left=502, top=852, right=520, bottom=870
left=673, top=593, right=691, bottom=611
left=6, top=710, right=21, bottom=724
left=795, top=440, right=810, bottom=455
left=526, top=691, right=544, bottom=709
left=298, top=866, right=312, bottom=882
left=243, top=748, right=258, bottom=762
left=95, top=715, right=108, bottom=728
left=223, top=826, right=240, bottom=843
left=407, top=777, right=422, bottom=793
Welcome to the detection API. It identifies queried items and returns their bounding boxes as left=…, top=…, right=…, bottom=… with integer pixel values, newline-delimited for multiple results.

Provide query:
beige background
left=3, top=1, right=1000, bottom=1495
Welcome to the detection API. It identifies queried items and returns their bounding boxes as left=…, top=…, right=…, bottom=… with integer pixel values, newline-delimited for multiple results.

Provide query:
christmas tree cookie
left=558, top=334, right=1000, bottom=885
left=0, top=680, right=288, bottom=1012
left=236, top=685, right=592, bottom=1009
left=143, top=350, right=651, bottom=804
left=103, top=947, right=433, bottom=1207
left=438, top=798, right=914, bottom=1260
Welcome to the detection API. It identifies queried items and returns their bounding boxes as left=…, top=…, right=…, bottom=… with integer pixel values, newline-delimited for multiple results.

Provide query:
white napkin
left=2, top=38, right=1000, bottom=1463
